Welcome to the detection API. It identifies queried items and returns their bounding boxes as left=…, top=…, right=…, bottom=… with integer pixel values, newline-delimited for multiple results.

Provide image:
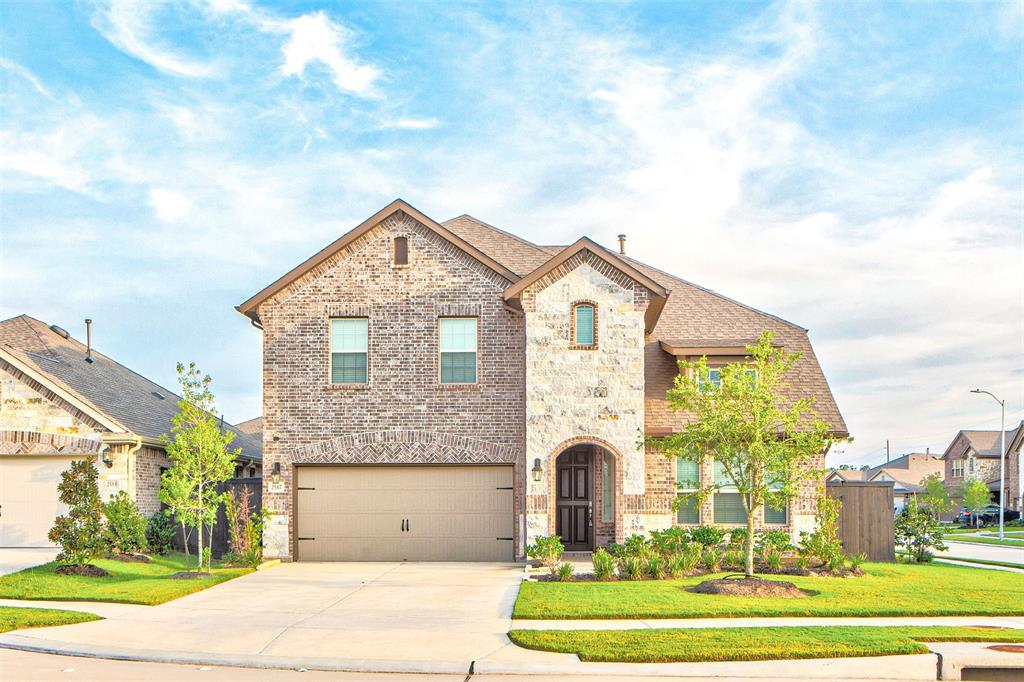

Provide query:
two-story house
left=942, top=423, right=1024, bottom=513
left=238, top=199, right=846, bottom=562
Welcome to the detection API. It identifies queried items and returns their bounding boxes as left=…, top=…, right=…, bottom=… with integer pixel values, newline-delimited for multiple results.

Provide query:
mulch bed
left=987, top=645, right=1024, bottom=653
left=106, top=553, right=152, bottom=563
left=168, top=571, right=214, bottom=580
left=691, top=576, right=808, bottom=598
left=55, top=564, right=110, bottom=577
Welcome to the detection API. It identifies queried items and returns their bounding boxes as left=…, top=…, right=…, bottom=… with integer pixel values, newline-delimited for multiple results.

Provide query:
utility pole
left=971, top=389, right=1006, bottom=540
left=886, top=440, right=889, bottom=463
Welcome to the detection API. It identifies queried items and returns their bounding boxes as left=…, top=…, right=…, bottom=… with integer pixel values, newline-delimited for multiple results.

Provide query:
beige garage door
left=296, top=465, right=513, bottom=562
left=0, top=456, right=75, bottom=547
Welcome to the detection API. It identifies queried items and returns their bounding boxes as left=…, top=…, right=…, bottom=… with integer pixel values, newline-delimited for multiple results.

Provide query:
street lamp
left=971, top=389, right=1006, bottom=540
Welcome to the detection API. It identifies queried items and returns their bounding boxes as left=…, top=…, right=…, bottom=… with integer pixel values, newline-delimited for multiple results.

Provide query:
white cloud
left=278, top=11, right=380, bottom=96
left=381, top=117, right=440, bottom=130
left=0, top=58, right=53, bottom=98
left=90, top=0, right=216, bottom=77
left=148, top=188, right=192, bottom=222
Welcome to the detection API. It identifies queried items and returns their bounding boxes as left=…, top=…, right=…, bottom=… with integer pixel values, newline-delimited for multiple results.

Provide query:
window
left=713, top=460, right=748, bottom=523
left=439, top=317, right=477, bottom=383
left=573, top=303, right=595, bottom=347
left=393, top=236, right=408, bottom=266
left=765, top=473, right=787, bottom=524
left=675, top=458, right=700, bottom=524
left=698, top=367, right=756, bottom=392
left=601, top=451, right=615, bottom=521
left=952, top=460, right=964, bottom=477
left=331, top=318, right=368, bottom=384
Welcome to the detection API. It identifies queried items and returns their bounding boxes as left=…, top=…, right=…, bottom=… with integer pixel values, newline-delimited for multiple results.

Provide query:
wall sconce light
left=532, top=458, right=543, bottom=482
left=271, top=461, right=282, bottom=484
left=100, top=450, right=113, bottom=468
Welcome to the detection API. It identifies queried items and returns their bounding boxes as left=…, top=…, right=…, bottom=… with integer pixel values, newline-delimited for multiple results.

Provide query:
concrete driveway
left=0, top=561, right=524, bottom=673
left=0, top=548, right=58, bottom=576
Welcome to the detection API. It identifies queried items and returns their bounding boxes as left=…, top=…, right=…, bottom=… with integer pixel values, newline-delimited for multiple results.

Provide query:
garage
left=0, top=456, right=75, bottom=548
left=295, top=465, right=513, bottom=562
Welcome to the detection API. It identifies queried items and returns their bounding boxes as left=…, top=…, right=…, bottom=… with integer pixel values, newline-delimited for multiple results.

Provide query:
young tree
left=648, top=332, right=842, bottom=578
left=958, top=478, right=990, bottom=527
left=48, top=459, right=107, bottom=568
left=896, top=498, right=947, bottom=562
left=160, top=363, right=240, bottom=572
left=919, top=473, right=953, bottom=521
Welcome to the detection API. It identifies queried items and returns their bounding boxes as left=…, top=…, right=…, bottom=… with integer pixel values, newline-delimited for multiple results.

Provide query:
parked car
left=954, top=505, right=1021, bottom=526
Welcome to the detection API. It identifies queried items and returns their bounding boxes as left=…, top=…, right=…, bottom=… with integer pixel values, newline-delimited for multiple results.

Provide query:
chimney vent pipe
left=84, top=319, right=94, bottom=363
left=617, top=234, right=626, bottom=256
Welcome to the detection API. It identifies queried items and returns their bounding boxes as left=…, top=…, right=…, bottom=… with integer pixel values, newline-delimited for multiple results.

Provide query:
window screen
left=440, top=318, right=477, bottom=383
left=331, top=318, right=368, bottom=383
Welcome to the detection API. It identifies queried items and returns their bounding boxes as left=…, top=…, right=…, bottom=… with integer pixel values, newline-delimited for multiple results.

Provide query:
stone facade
left=257, top=212, right=525, bottom=560
left=0, top=366, right=97, bottom=436
left=943, top=432, right=1001, bottom=493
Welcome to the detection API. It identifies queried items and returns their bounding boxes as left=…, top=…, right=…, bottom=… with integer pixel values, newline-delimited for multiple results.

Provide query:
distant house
left=942, top=423, right=1024, bottom=512
left=827, top=454, right=944, bottom=513
left=0, top=315, right=262, bottom=548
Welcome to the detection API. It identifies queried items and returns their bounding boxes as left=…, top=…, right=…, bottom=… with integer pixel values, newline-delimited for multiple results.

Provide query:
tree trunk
left=181, top=521, right=189, bottom=559
left=745, top=508, right=756, bottom=577
left=196, top=482, right=204, bottom=571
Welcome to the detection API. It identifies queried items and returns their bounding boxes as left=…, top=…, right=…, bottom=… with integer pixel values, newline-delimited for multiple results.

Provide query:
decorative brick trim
left=325, top=305, right=371, bottom=318
left=545, top=436, right=627, bottom=544
left=290, top=430, right=519, bottom=465
left=435, top=303, right=482, bottom=317
left=0, top=429, right=103, bottom=455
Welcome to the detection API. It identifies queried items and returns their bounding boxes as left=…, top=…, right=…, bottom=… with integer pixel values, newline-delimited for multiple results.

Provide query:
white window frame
left=438, top=317, right=478, bottom=385
left=674, top=458, right=700, bottom=525
left=951, top=460, right=964, bottom=477
left=329, top=317, right=368, bottom=385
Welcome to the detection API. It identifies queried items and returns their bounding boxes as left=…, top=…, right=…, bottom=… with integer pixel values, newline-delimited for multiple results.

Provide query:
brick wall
left=257, top=211, right=526, bottom=559
left=134, top=445, right=171, bottom=516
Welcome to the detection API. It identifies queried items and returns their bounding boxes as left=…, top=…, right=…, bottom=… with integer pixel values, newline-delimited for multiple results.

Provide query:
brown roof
left=441, top=215, right=553, bottom=276
left=945, top=427, right=1023, bottom=459
left=235, top=416, right=262, bottom=436
left=0, top=315, right=261, bottom=459
left=866, top=453, right=944, bottom=486
left=827, top=469, right=867, bottom=481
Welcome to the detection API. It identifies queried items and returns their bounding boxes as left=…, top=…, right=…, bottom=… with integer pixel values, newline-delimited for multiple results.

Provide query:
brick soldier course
left=239, top=199, right=847, bottom=561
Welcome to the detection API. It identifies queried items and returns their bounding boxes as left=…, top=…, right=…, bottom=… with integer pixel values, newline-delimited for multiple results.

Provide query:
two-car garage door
left=295, top=465, right=513, bottom=562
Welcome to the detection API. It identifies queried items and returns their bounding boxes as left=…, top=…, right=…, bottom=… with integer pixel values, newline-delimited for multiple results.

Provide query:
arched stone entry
left=547, top=438, right=623, bottom=549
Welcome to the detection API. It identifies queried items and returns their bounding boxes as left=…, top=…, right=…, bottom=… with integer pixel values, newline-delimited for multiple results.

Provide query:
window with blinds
left=675, top=458, right=700, bottom=524
left=573, top=303, right=595, bottom=347
left=439, top=317, right=477, bottom=383
left=330, top=318, right=368, bottom=384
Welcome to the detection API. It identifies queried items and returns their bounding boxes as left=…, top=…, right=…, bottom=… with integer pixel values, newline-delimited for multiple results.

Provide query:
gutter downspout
left=126, top=436, right=143, bottom=502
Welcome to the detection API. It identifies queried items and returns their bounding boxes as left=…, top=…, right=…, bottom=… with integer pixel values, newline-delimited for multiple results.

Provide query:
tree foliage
left=103, top=491, right=147, bottom=555
left=48, top=459, right=107, bottom=566
left=896, top=499, right=947, bottom=562
left=958, top=478, right=991, bottom=525
left=919, top=473, right=952, bottom=520
left=160, top=362, right=239, bottom=572
left=648, top=331, right=842, bottom=577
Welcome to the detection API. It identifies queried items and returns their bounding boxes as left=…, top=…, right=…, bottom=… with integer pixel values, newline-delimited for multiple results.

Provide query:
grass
left=508, top=626, right=1024, bottom=663
left=945, top=536, right=1024, bottom=548
left=983, top=531, right=1024, bottom=539
left=0, top=606, right=101, bottom=634
left=513, top=562, right=1024, bottom=619
left=0, top=553, right=252, bottom=606
left=938, top=556, right=1024, bottom=570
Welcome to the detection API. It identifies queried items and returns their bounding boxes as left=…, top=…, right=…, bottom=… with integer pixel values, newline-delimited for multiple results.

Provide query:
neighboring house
left=825, top=468, right=868, bottom=483
left=942, top=423, right=1024, bottom=512
left=237, top=199, right=847, bottom=562
left=826, top=454, right=944, bottom=513
left=0, top=315, right=262, bottom=548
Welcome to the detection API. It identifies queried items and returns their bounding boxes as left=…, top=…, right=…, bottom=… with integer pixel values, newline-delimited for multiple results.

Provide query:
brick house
left=942, top=423, right=1024, bottom=512
left=238, top=199, right=847, bottom=562
left=0, top=315, right=262, bottom=548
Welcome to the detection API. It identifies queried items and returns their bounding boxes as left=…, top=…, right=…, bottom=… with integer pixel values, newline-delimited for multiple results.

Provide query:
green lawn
left=0, top=553, right=252, bottom=606
left=0, top=606, right=101, bottom=634
left=509, top=626, right=1024, bottom=663
left=513, top=562, right=1024, bottom=619
left=946, top=536, right=1024, bottom=548
left=939, top=556, right=1024, bottom=570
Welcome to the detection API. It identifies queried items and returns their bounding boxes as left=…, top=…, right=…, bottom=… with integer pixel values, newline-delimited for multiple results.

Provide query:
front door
left=555, top=447, right=592, bottom=550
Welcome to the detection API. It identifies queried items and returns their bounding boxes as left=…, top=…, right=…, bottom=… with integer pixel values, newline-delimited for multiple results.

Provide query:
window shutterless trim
left=329, top=317, right=369, bottom=385
left=570, top=300, right=598, bottom=350
left=438, top=316, right=478, bottom=385
left=674, top=458, right=700, bottom=524
left=393, top=236, right=409, bottom=267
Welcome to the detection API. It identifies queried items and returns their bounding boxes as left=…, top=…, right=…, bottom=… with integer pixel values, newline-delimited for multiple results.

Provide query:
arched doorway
left=550, top=440, right=621, bottom=550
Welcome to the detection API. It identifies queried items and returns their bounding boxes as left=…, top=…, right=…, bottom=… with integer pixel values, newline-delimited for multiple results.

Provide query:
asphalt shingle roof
left=0, top=315, right=261, bottom=460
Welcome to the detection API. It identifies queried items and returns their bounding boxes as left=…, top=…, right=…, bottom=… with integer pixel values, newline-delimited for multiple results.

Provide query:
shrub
left=701, top=546, right=720, bottom=571
left=667, top=553, right=689, bottom=578
left=621, top=533, right=654, bottom=558
left=223, top=486, right=270, bottom=568
left=556, top=562, right=574, bottom=582
left=621, top=555, right=645, bottom=580
left=756, top=530, right=792, bottom=555
left=646, top=554, right=667, bottom=579
left=799, top=494, right=844, bottom=570
left=721, top=548, right=743, bottom=570
left=681, top=544, right=702, bottom=573
left=526, top=535, right=564, bottom=576
left=689, top=525, right=726, bottom=548
left=895, top=499, right=947, bottom=563
left=591, top=547, right=616, bottom=580
left=727, top=528, right=747, bottom=548
left=48, top=459, right=107, bottom=567
left=848, top=552, right=867, bottom=570
left=796, top=554, right=810, bottom=570
left=650, top=527, right=689, bottom=556
left=765, top=549, right=783, bottom=570
left=145, top=512, right=175, bottom=555
left=103, top=491, right=148, bottom=555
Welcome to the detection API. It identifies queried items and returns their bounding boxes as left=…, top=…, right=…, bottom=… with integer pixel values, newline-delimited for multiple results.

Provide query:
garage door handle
left=406, top=519, right=411, bottom=532
left=401, top=519, right=407, bottom=532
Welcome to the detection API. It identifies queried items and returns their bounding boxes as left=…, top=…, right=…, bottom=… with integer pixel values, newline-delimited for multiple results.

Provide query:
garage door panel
left=296, top=465, right=513, bottom=562
left=0, top=456, right=75, bottom=548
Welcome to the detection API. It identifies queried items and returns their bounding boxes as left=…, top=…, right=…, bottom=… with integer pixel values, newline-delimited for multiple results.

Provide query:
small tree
left=158, top=466, right=194, bottom=559
left=103, top=491, right=148, bottom=555
left=160, top=362, right=239, bottom=572
left=649, top=331, right=841, bottom=577
left=959, top=478, right=990, bottom=527
left=896, top=499, right=947, bottom=562
left=799, top=493, right=844, bottom=570
left=224, top=486, right=270, bottom=568
left=48, top=459, right=107, bottom=567
left=919, top=473, right=952, bottom=521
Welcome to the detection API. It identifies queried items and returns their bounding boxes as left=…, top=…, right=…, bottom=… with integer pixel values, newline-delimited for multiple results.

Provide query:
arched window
left=572, top=302, right=596, bottom=348
left=393, top=236, right=409, bottom=266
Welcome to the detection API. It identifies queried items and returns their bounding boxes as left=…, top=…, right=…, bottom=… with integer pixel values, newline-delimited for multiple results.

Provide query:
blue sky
left=1, top=0, right=1021, bottom=467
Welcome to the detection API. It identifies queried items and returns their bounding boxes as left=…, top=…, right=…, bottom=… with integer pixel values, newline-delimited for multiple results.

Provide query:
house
left=0, top=315, right=262, bottom=548
left=237, top=199, right=847, bottom=562
left=825, top=468, right=868, bottom=483
left=942, top=423, right=1024, bottom=512
left=862, top=453, right=944, bottom=513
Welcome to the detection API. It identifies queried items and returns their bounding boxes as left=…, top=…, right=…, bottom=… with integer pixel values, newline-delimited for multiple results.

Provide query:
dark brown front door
left=556, top=447, right=592, bottom=550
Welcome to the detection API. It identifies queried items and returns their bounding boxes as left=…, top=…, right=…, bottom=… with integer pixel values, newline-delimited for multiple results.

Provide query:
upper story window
left=330, top=318, right=368, bottom=384
left=951, top=460, right=964, bottom=477
left=393, top=236, right=409, bottom=266
left=698, top=367, right=756, bottom=392
left=439, top=317, right=477, bottom=384
left=572, top=302, right=596, bottom=348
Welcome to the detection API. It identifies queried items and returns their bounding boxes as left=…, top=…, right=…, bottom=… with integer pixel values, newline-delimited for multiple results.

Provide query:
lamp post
left=971, top=389, right=1005, bottom=540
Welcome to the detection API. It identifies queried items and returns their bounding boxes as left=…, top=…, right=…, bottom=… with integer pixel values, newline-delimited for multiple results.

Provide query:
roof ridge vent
left=49, top=324, right=70, bottom=339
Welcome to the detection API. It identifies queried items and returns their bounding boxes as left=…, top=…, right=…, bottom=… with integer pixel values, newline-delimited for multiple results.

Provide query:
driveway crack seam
left=255, top=563, right=405, bottom=656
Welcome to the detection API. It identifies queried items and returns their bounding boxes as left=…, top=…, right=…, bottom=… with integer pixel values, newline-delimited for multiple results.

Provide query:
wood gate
left=826, top=480, right=895, bottom=562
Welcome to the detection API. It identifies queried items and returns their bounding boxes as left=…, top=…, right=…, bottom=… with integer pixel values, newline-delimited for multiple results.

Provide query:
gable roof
left=237, top=200, right=521, bottom=323
left=827, top=469, right=867, bottom=482
left=441, top=215, right=553, bottom=276
left=0, top=315, right=261, bottom=459
left=943, top=426, right=1022, bottom=459
left=502, top=237, right=670, bottom=334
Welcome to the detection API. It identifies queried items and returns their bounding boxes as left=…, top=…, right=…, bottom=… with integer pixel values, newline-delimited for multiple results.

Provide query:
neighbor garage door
left=0, top=456, right=75, bottom=547
left=296, top=465, right=513, bottom=562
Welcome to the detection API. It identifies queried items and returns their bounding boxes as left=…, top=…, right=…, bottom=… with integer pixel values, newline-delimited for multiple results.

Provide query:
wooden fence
left=172, top=477, right=262, bottom=558
left=826, top=480, right=895, bottom=562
